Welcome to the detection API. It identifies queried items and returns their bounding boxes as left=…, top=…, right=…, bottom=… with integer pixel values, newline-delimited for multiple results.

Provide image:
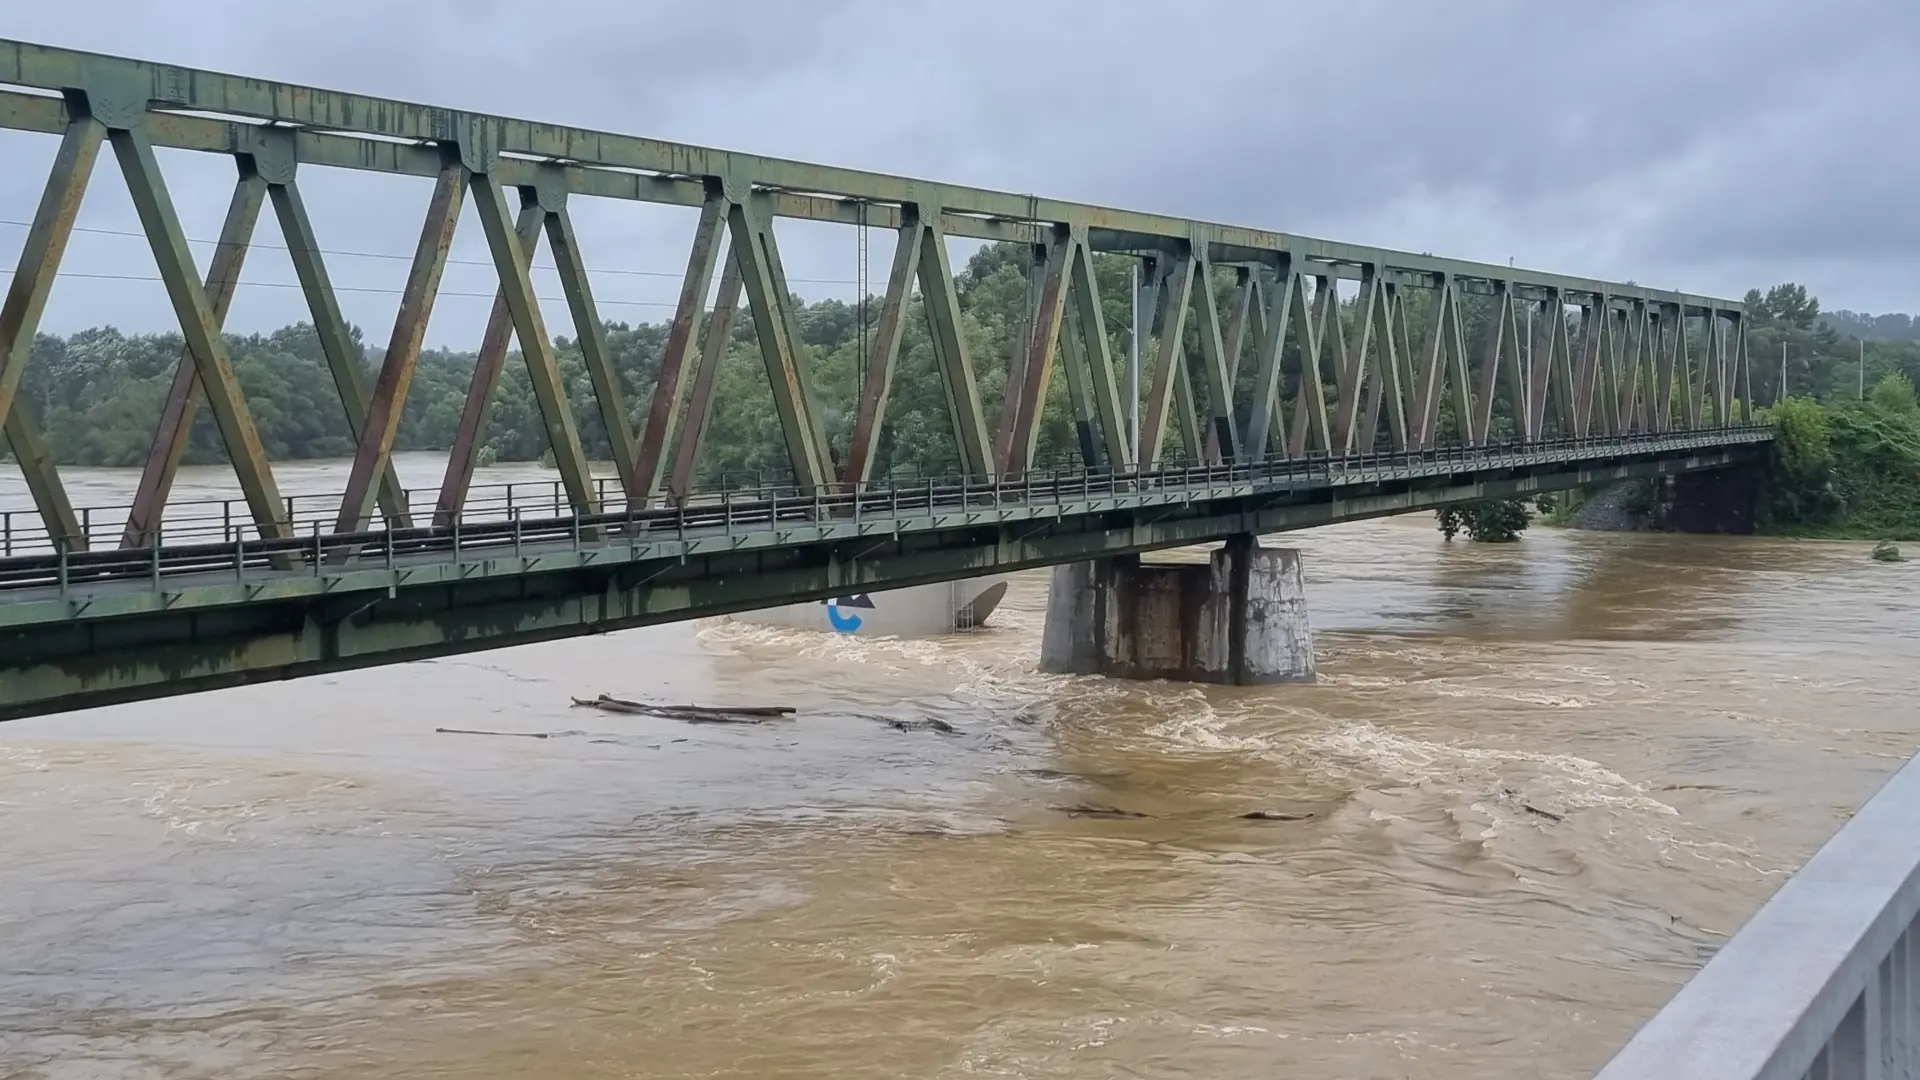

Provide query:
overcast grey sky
left=2, top=0, right=1915, bottom=348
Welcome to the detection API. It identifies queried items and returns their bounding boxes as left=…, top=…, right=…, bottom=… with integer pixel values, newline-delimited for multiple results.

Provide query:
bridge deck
left=0, top=430, right=1769, bottom=632
left=0, top=430, right=1771, bottom=721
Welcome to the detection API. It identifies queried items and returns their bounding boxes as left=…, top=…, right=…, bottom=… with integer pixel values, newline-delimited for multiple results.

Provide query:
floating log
left=1051, top=803, right=1149, bottom=819
left=1239, top=810, right=1315, bottom=822
left=570, top=693, right=796, bottom=723
left=437, top=727, right=552, bottom=739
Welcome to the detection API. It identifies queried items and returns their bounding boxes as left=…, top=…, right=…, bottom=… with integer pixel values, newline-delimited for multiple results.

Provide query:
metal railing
left=1594, top=751, right=1920, bottom=1080
left=0, top=427, right=1771, bottom=596
left=0, top=455, right=1073, bottom=558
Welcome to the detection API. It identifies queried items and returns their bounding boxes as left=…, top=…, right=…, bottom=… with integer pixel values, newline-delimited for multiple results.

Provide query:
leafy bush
left=1437, top=499, right=1534, bottom=543
left=1762, top=376, right=1920, bottom=537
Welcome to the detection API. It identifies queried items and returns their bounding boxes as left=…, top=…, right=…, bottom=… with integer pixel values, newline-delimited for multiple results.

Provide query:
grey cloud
left=2, top=0, right=1916, bottom=347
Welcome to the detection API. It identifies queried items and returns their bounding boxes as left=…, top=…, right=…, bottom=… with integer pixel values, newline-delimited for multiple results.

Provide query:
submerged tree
left=1436, top=495, right=1551, bottom=543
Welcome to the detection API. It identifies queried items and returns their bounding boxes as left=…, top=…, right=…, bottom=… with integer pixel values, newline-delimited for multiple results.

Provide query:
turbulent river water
left=2, top=454, right=1916, bottom=1079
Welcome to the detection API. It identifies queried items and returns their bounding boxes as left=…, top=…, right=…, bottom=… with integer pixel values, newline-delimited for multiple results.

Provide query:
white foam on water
left=1305, top=720, right=1677, bottom=817
left=1140, top=689, right=1278, bottom=753
left=1429, top=684, right=1594, bottom=709
left=1640, top=825, right=1794, bottom=878
left=0, top=744, right=48, bottom=770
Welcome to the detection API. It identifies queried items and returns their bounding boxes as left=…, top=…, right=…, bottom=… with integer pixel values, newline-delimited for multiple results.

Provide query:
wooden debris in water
left=1051, top=804, right=1149, bottom=819
left=570, top=693, right=796, bottom=724
left=885, top=718, right=958, bottom=735
left=437, top=727, right=553, bottom=739
left=1239, top=810, right=1315, bottom=822
left=1522, top=803, right=1564, bottom=823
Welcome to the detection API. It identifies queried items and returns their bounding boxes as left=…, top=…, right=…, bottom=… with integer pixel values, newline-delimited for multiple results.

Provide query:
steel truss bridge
left=0, top=40, right=1769, bottom=719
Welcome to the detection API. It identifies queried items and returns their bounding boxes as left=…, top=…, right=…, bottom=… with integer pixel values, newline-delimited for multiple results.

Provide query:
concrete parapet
left=1039, top=537, right=1314, bottom=684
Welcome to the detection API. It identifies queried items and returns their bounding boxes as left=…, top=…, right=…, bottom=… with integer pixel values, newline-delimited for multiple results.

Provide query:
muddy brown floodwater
left=2, top=455, right=1918, bottom=1079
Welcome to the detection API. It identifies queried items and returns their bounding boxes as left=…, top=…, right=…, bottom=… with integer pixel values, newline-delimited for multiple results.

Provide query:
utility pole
left=1860, top=339, right=1866, bottom=400
left=1127, top=263, right=1140, bottom=454
left=1780, top=341, right=1788, bottom=405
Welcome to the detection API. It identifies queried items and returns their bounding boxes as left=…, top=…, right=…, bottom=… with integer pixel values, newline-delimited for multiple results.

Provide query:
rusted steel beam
left=1359, top=282, right=1411, bottom=452
left=1189, top=253, right=1239, bottom=462
left=0, top=111, right=100, bottom=443
left=668, top=251, right=742, bottom=503
left=1320, top=278, right=1356, bottom=452
left=1407, top=281, right=1449, bottom=449
left=1, top=85, right=1046, bottom=245
left=993, top=249, right=1040, bottom=472
left=470, top=175, right=596, bottom=514
left=1606, top=305, right=1630, bottom=435
left=1172, top=325, right=1202, bottom=461
left=1547, top=295, right=1577, bottom=437
left=1330, top=269, right=1377, bottom=453
left=1443, top=282, right=1472, bottom=445
left=1524, top=300, right=1550, bottom=440
left=1058, top=291, right=1100, bottom=467
left=1067, top=239, right=1130, bottom=471
left=2, top=403, right=80, bottom=550
left=1306, top=274, right=1350, bottom=457
left=434, top=192, right=543, bottom=527
left=1000, top=232, right=1073, bottom=476
left=1285, top=272, right=1333, bottom=458
left=337, top=158, right=464, bottom=533
left=1209, top=268, right=1266, bottom=461
left=1590, top=305, right=1619, bottom=436
left=546, top=204, right=638, bottom=505
left=635, top=194, right=730, bottom=502
left=1707, top=312, right=1730, bottom=427
left=1242, top=258, right=1292, bottom=461
left=1575, top=301, right=1606, bottom=437
left=1138, top=250, right=1195, bottom=468
left=1652, top=305, right=1678, bottom=434
left=727, top=195, right=831, bottom=492
left=757, top=197, right=834, bottom=478
left=121, top=168, right=264, bottom=548
left=0, top=110, right=99, bottom=549
left=1217, top=269, right=1258, bottom=459
left=1390, top=287, right=1418, bottom=442
left=110, top=120, right=289, bottom=541
left=843, top=217, right=923, bottom=487
left=270, top=177, right=410, bottom=528
left=918, top=219, right=993, bottom=479
left=1569, top=303, right=1595, bottom=436
left=1733, top=315, right=1753, bottom=423
left=1472, top=283, right=1515, bottom=445
left=1677, top=311, right=1700, bottom=431
left=1619, top=302, right=1648, bottom=433
left=1526, top=293, right=1574, bottom=439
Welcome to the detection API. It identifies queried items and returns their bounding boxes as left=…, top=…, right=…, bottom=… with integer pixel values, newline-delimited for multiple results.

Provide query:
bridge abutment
left=1039, top=536, right=1315, bottom=684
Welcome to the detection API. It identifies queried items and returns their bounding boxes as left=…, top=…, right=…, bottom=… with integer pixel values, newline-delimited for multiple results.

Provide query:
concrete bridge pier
left=1662, top=466, right=1761, bottom=534
left=1039, top=535, right=1315, bottom=684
